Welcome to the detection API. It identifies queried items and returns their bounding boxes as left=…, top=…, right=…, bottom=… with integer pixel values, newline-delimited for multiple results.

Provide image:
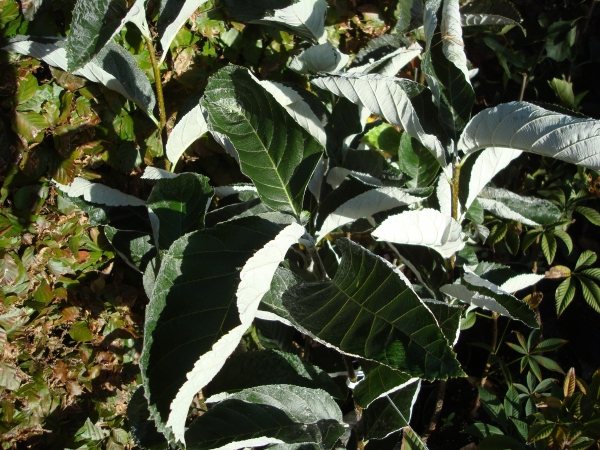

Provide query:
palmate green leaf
left=311, top=73, right=447, bottom=166
left=401, top=427, right=429, bottom=450
left=146, top=173, right=214, bottom=250
left=282, top=238, right=464, bottom=381
left=460, top=0, right=522, bottom=28
left=363, top=379, right=421, bottom=440
left=201, top=66, right=323, bottom=217
left=458, top=102, right=600, bottom=171
left=574, top=206, right=600, bottom=226
left=578, top=276, right=600, bottom=313
left=157, top=0, right=209, bottom=59
left=3, top=38, right=156, bottom=118
left=66, top=0, right=128, bottom=70
left=477, top=187, right=562, bottom=226
left=140, top=214, right=304, bottom=442
left=206, top=349, right=344, bottom=400
left=541, top=232, right=557, bottom=264
left=421, top=0, right=475, bottom=141
left=185, top=385, right=344, bottom=450
left=224, top=0, right=327, bottom=43
left=552, top=230, right=573, bottom=255
left=576, top=250, right=597, bottom=270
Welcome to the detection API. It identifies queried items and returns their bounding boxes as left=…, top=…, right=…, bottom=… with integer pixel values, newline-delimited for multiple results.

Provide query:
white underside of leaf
left=462, top=147, right=522, bottom=214
left=54, top=177, right=145, bottom=207
left=2, top=40, right=156, bottom=120
left=211, top=131, right=240, bottom=163
left=315, top=187, right=426, bottom=241
left=458, top=102, right=600, bottom=170
left=255, top=77, right=327, bottom=148
left=440, top=283, right=512, bottom=317
left=461, top=14, right=518, bottom=27
left=257, top=0, right=327, bottom=43
left=110, top=0, right=151, bottom=41
left=477, top=196, right=539, bottom=226
left=213, top=184, right=258, bottom=198
left=159, top=0, right=210, bottom=61
left=500, top=274, right=544, bottom=293
left=348, top=43, right=422, bottom=75
left=289, top=42, right=349, bottom=74
left=166, top=223, right=305, bottom=444
left=372, top=209, right=465, bottom=258
left=166, top=104, right=208, bottom=164
left=254, top=309, right=294, bottom=327
left=437, top=165, right=454, bottom=217
left=311, top=73, right=447, bottom=166
left=308, top=156, right=327, bottom=201
left=441, top=0, right=470, bottom=80
left=213, top=437, right=285, bottom=450
left=141, top=166, right=179, bottom=180
left=326, top=168, right=382, bottom=189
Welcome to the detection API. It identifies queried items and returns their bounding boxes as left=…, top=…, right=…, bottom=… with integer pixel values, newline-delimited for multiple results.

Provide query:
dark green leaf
left=555, top=277, right=575, bottom=315
left=423, top=300, right=462, bottom=345
left=578, top=276, right=600, bottom=313
left=258, top=267, right=302, bottom=325
left=392, top=244, right=448, bottom=300
left=353, top=363, right=414, bottom=409
left=282, top=238, right=464, bottom=381
left=202, top=66, right=323, bottom=216
left=528, top=423, right=555, bottom=442
left=104, top=226, right=156, bottom=272
left=478, top=434, right=525, bottom=449
left=463, top=422, right=503, bottom=439
left=146, top=173, right=214, bottom=250
left=363, top=379, right=421, bottom=440
left=541, top=232, right=557, bottom=264
left=66, top=0, right=128, bottom=70
left=398, top=132, right=440, bottom=188
left=127, top=387, right=168, bottom=450
left=141, top=214, right=294, bottom=431
left=185, top=385, right=344, bottom=450
left=206, top=349, right=344, bottom=400
left=461, top=0, right=522, bottom=28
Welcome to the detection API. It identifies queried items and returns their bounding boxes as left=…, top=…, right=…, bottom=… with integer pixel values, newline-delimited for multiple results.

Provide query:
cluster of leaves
left=1, top=0, right=600, bottom=450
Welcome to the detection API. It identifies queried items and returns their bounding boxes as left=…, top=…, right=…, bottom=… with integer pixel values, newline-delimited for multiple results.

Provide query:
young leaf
left=311, top=73, right=447, bottom=166
left=201, top=66, right=324, bottom=216
left=140, top=215, right=303, bottom=442
left=460, top=0, right=522, bottom=28
left=459, top=147, right=522, bottom=214
left=353, top=363, right=415, bottom=409
left=166, top=102, right=208, bottom=164
left=289, top=42, right=349, bottom=74
left=224, top=0, right=327, bottom=43
left=3, top=39, right=157, bottom=119
left=477, top=187, right=562, bottom=226
left=372, top=209, right=465, bottom=259
left=315, top=186, right=428, bottom=242
left=146, top=173, right=214, bottom=250
left=458, top=102, right=600, bottom=170
left=363, top=379, right=421, bottom=440
left=66, top=0, right=128, bottom=70
left=185, top=385, right=344, bottom=450
left=157, top=0, right=209, bottom=59
left=54, top=177, right=146, bottom=207
left=282, top=238, right=464, bottom=381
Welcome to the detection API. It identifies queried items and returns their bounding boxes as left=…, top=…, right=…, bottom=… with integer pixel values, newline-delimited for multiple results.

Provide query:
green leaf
left=311, top=73, right=447, bottom=166
left=576, top=250, right=597, bottom=270
left=66, top=0, right=128, bottom=70
left=13, top=111, right=48, bottom=142
left=282, top=238, right=464, bottom=381
left=574, top=206, right=600, bottom=226
left=421, top=0, right=475, bottom=140
left=460, top=0, right=522, bottom=28
left=400, top=427, right=428, bottom=450
left=530, top=356, right=565, bottom=374
left=478, top=434, right=525, bottom=450
left=363, top=379, right=421, bottom=440
left=458, top=102, right=600, bottom=171
left=423, top=299, right=462, bottom=345
left=201, top=66, right=323, bottom=216
left=257, top=267, right=302, bottom=325
left=184, top=385, right=344, bottom=450
left=146, top=173, right=214, bottom=250
left=549, top=78, right=576, bottom=110
left=127, top=387, right=169, bottom=450
left=578, top=276, right=600, bottom=313
left=206, top=349, right=344, bottom=400
left=140, top=214, right=303, bottom=440
left=223, top=0, right=327, bottom=44
left=477, top=187, right=562, bottom=226
left=104, top=227, right=156, bottom=273
left=442, top=272, right=539, bottom=328
left=552, top=229, right=573, bottom=254
left=581, top=268, right=600, bottom=281
left=353, top=363, right=414, bottom=409
left=541, top=232, right=557, bottom=264
left=69, top=321, right=94, bottom=342
left=398, top=132, right=441, bottom=188
left=528, top=423, right=555, bottom=442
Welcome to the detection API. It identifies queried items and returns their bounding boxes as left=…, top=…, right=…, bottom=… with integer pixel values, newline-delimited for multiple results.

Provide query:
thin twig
left=422, top=380, right=447, bottom=442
